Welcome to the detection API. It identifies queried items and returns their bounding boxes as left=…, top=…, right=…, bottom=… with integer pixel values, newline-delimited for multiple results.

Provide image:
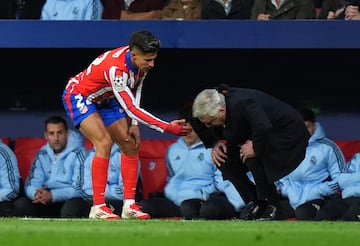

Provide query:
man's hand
left=345, top=5, right=360, bottom=20
left=33, top=187, right=52, bottom=205
left=211, top=142, right=228, bottom=167
left=240, top=140, right=256, bottom=163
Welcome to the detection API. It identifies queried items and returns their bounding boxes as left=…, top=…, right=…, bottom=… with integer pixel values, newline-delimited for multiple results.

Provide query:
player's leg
left=80, top=113, right=120, bottom=220
left=107, top=119, right=150, bottom=219
left=63, top=93, right=120, bottom=220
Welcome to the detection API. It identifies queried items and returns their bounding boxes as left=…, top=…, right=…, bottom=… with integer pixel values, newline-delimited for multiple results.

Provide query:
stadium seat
left=13, top=137, right=47, bottom=183
left=334, top=140, right=360, bottom=162
left=1, top=137, right=11, bottom=146
left=139, top=139, right=176, bottom=200
left=84, top=139, right=93, bottom=150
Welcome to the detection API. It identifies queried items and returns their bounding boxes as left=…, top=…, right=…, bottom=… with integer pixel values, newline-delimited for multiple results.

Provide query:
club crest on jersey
left=113, top=76, right=126, bottom=91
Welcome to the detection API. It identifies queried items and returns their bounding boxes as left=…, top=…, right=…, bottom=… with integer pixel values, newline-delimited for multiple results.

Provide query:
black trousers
left=295, top=199, right=325, bottom=220
left=139, top=193, right=238, bottom=220
left=181, top=193, right=238, bottom=220
left=219, top=156, right=280, bottom=207
left=315, top=197, right=360, bottom=221
left=138, top=196, right=181, bottom=219
left=0, top=201, right=17, bottom=217
left=218, top=156, right=256, bottom=204
left=14, top=196, right=90, bottom=218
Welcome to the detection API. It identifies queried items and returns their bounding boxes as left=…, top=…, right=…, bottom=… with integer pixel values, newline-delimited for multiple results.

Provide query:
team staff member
left=0, top=138, right=20, bottom=217
left=62, top=30, right=190, bottom=220
left=191, top=84, right=310, bottom=220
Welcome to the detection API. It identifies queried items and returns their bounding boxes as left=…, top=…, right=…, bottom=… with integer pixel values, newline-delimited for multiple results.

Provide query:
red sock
left=92, top=155, right=109, bottom=205
left=121, top=153, right=139, bottom=200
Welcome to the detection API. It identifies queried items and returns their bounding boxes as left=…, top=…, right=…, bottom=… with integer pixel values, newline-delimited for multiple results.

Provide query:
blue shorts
left=62, top=91, right=127, bottom=128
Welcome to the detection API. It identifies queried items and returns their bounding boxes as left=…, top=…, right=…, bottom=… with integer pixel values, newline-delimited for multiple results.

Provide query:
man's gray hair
left=192, top=89, right=225, bottom=118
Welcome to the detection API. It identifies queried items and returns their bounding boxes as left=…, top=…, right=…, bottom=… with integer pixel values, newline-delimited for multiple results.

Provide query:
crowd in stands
left=1, top=108, right=360, bottom=221
left=1, top=0, right=360, bottom=20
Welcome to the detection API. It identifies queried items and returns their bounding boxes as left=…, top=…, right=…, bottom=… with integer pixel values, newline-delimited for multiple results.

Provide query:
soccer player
left=62, top=30, right=190, bottom=220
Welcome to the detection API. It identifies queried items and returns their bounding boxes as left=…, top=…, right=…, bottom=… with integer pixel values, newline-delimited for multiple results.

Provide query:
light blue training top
left=276, top=122, right=346, bottom=209
left=41, top=0, right=103, bottom=20
left=0, top=139, right=20, bottom=202
left=25, top=130, right=89, bottom=202
left=164, top=137, right=245, bottom=211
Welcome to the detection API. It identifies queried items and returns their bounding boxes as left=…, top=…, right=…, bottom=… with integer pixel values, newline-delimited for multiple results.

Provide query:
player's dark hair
left=301, top=108, right=316, bottom=123
left=45, top=115, right=68, bottom=131
left=129, top=30, right=160, bottom=53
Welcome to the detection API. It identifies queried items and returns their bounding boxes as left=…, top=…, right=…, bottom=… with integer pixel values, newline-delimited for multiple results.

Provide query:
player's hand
left=129, top=125, right=141, bottom=150
left=165, top=119, right=191, bottom=136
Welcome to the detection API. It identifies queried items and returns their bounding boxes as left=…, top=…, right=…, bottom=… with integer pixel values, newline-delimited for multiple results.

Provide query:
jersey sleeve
left=111, top=72, right=169, bottom=133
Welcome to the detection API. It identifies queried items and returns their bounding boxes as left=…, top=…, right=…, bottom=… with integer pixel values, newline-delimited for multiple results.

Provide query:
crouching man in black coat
left=190, top=84, right=310, bottom=220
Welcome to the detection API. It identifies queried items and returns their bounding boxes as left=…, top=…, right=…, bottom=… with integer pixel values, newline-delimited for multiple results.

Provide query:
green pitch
left=1, top=218, right=359, bottom=246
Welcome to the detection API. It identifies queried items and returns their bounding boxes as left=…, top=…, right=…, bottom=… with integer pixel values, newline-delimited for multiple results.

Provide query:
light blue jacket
left=276, top=122, right=345, bottom=209
left=0, top=140, right=20, bottom=201
left=81, top=144, right=140, bottom=201
left=337, top=153, right=360, bottom=199
left=25, top=130, right=88, bottom=202
left=41, top=0, right=103, bottom=20
left=164, top=137, right=245, bottom=211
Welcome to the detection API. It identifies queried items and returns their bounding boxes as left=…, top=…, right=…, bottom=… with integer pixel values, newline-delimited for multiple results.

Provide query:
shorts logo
left=113, top=76, right=126, bottom=91
left=80, top=105, right=88, bottom=114
left=148, top=161, right=156, bottom=171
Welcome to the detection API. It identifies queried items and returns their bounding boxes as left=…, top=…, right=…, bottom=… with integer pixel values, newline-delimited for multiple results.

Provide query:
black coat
left=201, top=0, right=255, bottom=19
left=191, top=84, right=310, bottom=183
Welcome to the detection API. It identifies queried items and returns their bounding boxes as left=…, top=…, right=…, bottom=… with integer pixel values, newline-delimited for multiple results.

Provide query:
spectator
left=14, top=116, right=89, bottom=218
left=162, top=0, right=202, bottom=20
left=62, top=30, right=191, bottom=220
left=190, top=84, right=310, bottom=220
left=17, top=0, right=46, bottom=19
left=0, top=0, right=18, bottom=19
left=313, top=0, right=326, bottom=8
left=201, top=0, right=254, bottom=19
left=139, top=106, right=246, bottom=220
left=318, top=0, right=360, bottom=20
left=41, top=0, right=103, bottom=20
left=314, top=153, right=360, bottom=221
left=102, top=0, right=164, bottom=19
left=0, top=138, right=21, bottom=217
left=251, top=0, right=316, bottom=20
left=82, top=144, right=142, bottom=217
left=344, top=1, right=360, bottom=19
left=276, top=108, right=346, bottom=220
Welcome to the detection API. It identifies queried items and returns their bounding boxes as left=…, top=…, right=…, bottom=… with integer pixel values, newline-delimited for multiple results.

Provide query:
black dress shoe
left=257, top=204, right=287, bottom=221
left=239, top=201, right=265, bottom=220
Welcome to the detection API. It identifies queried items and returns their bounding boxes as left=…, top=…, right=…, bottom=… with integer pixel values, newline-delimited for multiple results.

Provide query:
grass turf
left=0, top=218, right=359, bottom=246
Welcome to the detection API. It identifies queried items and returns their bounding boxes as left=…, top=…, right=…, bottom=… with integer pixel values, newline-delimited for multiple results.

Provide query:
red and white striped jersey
left=64, top=46, right=169, bottom=132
